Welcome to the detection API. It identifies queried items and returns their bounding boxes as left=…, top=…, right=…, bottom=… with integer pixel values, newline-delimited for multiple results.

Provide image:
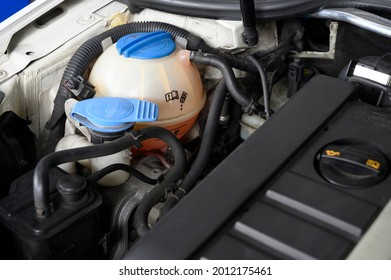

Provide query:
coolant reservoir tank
left=89, top=31, right=205, bottom=150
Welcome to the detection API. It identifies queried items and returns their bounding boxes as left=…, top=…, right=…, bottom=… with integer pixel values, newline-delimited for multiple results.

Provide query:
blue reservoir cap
left=116, top=31, right=176, bottom=59
left=71, top=97, right=158, bottom=133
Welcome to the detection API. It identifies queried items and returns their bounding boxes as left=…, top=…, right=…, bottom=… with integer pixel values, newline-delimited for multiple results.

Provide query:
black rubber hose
left=34, top=126, right=185, bottom=219
left=348, top=76, right=391, bottom=96
left=34, top=133, right=137, bottom=218
left=248, top=54, right=272, bottom=118
left=133, top=128, right=187, bottom=237
left=46, top=22, right=253, bottom=131
left=190, top=51, right=263, bottom=116
left=253, top=19, right=304, bottom=62
left=86, top=163, right=159, bottom=185
left=240, top=0, right=259, bottom=46
left=203, top=46, right=257, bottom=72
left=40, top=114, right=65, bottom=157
left=161, top=80, right=228, bottom=215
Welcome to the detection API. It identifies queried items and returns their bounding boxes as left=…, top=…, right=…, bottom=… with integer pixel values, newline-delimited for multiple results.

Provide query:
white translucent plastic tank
left=89, top=31, right=205, bottom=150
left=56, top=134, right=131, bottom=187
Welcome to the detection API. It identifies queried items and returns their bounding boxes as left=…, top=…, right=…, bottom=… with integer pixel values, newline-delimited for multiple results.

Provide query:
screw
left=62, top=79, right=75, bottom=89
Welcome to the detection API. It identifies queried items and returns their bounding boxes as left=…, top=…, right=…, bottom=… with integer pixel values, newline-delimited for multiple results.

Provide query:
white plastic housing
left=55, top=134, right=131, bottom=187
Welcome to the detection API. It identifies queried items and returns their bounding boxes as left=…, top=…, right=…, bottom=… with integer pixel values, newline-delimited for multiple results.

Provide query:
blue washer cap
left=116, top=31, right=176, bottom=59
left=71, top=97, right=158, bottom=133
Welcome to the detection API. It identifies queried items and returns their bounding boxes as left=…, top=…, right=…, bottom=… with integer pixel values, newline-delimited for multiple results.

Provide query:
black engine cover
left=125, top=75, right=391, bottom=259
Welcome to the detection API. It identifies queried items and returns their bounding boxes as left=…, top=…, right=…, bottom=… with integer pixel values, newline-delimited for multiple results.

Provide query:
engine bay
left=1, top=0, right=391, bottom=259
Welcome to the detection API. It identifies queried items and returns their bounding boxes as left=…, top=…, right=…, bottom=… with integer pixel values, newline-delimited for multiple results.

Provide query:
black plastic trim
left=127, top=0, right=391, bottom=20
left=123, top=75, right=357, bottom=259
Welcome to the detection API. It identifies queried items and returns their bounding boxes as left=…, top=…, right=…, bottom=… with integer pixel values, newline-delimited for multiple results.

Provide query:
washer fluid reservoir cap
left=116, top=31, right=176, bottom=59
left=71, top=97, right=158, bottom=133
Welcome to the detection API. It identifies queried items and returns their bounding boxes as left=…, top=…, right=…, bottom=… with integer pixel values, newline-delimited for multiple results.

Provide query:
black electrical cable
left=86, top=163, right=159, bottom=185
left=268, top=69, right=278, bottom=95
left=253, top=40, right=291, bottom=60
left=247, top=54, right=272, bottom=118
left=0, top=91, right=4, bottom=104
left=253, top=19, right=304, bottom=65
left=160, top=79, right=228, bottom=215
left=33, top=126, right=185, bottom=219
left=190, top=51, right=263, bottom=116
left=133, top=128, right=187, bottom=237
left=348, top=76, right=391, bottom=96
left=40, top=114, right=65, bottom=157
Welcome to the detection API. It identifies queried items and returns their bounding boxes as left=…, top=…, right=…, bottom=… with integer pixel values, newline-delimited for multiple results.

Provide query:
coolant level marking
left=180, top=91, right=187, bottom=111
left=180, top=91, right=187, bottom=103
left=165, top=90, right=179, bottom=102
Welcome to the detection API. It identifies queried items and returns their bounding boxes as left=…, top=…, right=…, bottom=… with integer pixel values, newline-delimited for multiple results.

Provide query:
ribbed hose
left=34, top=127, right=185, bottom=219
left=133, top=128, right=187, bottom=237
left=160, top=80, right=228, bottom=215
left=190, top=51, right=263, bottom=116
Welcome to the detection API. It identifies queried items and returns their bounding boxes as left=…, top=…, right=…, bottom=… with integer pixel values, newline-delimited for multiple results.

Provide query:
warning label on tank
left=180, top=92, right=187, bottom=103
left=165, top=90, right=179, bottom=102
left=165, top=90, right=188, bottom=104
left=180, top=91, right=188, bottom=111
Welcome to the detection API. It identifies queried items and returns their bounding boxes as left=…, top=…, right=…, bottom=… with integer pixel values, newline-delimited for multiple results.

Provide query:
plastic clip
left=242, top=98, right=264, bottom=117
left=63, top=75, right=96, bottom=100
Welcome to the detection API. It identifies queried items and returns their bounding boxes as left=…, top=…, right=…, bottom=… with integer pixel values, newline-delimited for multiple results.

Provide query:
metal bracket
left=310, top=8, right=391, bottom=38
left=298, top=21, right=338, bottom=60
